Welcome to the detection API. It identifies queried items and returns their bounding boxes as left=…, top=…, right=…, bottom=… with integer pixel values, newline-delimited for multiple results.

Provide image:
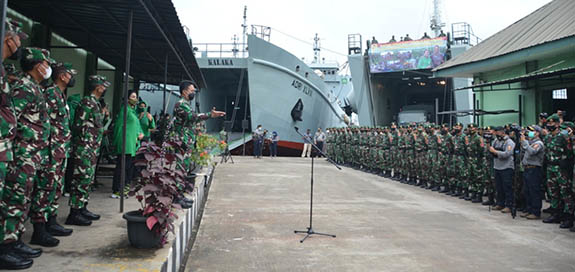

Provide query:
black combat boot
left=11, top=240, right=42, bottom=258
left=30, top=223, right=60, bottom=247
left=464, top=191, right=474, bottom=201
left=542, top=207, right=556, bottom=214
left=559, top=214, right=574, bottom=229
left=445, top=186, right=454, bottom=195
left=482, top=193, right=495, bottom=206
left=472, top=193, right=483, bottom=203
left=458, top=188, right=466, bottom=199
left=65, top=208, right=92, bottom=226
left=439, top=185, right=449, bottom=193
left=46, top=215, right=73, bottom=237
left=80, top=205, right=100, bottom=221
left=450, top=187, right=460, bottom=197
left=431, top=182, right=440, bottom=191
left=542, top=213, right=562, bottom=224
left=0, top=244, right=33, bottom=270
left=419, top=180, right=427, bottom=188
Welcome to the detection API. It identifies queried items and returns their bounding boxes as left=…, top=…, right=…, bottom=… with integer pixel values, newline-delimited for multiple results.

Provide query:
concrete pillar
left=84, top=52, right=98, bottom=96
left=112, top=69, right=123, bottom=117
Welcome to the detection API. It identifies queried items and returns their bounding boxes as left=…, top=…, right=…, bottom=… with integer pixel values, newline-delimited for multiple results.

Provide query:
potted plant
left=123, top=139, right=186, bottom=248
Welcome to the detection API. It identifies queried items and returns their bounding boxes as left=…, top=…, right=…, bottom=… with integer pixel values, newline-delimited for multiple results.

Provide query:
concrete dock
left=187, top=157, right=575, bottom=272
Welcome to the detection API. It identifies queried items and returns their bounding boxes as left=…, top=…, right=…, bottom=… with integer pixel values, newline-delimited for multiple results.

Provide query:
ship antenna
left=430, top=0, right=445, bottom=37
left=232, top=34, right=239, bottom=57
left=313, top=33, right=321, bottom=63
left=241, top=5, right=247, bottom=57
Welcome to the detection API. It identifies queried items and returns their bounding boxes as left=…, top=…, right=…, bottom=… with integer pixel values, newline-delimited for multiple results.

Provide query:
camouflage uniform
left=452, top=133, right=467, bottom=191
left=1, top=63, right=51, bottom=242
left=437, top=131, right=450, bottom=188
left=466, top=131, right=485, bottom=197
left=390, top=129, right=400, bottom=177
left=427, top=130, right=439, bottom=186
left=407, top=130, right=417, bottom=180
left=68, top=76, right=109, bottom=209
left=172, top=98, right=210, bottom=174
left=414, top=129, right=427, bottom=182
left=544, top=132, right=572, bottom=214
left=38, top=74, right=72, bottom=221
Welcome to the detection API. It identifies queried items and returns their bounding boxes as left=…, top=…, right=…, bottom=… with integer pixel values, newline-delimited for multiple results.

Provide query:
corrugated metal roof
left=435, top=0, right=575, bottom=71
left=9, top=0, right=205, bottom=87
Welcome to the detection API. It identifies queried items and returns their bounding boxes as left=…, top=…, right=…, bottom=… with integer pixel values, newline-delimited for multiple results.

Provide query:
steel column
left=120, top=10, right=133, bottom=213
left=163, top=53, right=168, bottom=112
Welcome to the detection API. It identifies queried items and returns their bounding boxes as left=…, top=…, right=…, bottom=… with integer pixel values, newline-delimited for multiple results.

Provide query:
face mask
left=497, top=135, right=504, bottom=140
left=42, top=65, right=52, bottom=80
left=546, top=125, right=556, bottom=131
left=560, top=129, right=569, bottom=137
left=441, top=130, right=447, bottom=135
left=527, top=131, right=535, bottom=138
left=453, top=129, right=460, bottom=134
left=67, top=76, right=76, bottom=88
left=188, top=92, right=195, bottom=101
left=8, top=46, right=21, bottom=61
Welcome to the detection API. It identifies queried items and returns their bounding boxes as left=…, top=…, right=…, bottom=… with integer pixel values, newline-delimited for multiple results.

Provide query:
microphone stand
left=293, top=127, right=341, bottom=243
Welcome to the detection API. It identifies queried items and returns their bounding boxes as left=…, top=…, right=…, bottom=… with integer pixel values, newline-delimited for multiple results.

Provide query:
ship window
left=296, top=65, right=300, bottom=72
left=305, top=72, right=309, bottom=78
left=553, top=89, right=567, bottom=100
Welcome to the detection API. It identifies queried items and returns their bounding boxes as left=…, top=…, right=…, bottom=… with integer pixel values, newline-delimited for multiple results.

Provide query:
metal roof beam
left=136, top=0, right=192, bottom=81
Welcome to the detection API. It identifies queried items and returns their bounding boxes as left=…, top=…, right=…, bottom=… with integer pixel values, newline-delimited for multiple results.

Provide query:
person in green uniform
left=137, top=100, right=155, bottom=141
left=111, top=90, right=144, bottom=198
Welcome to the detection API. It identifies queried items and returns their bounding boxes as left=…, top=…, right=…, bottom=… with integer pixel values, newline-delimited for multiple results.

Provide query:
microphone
left=294, top=126, right=299, bottom=131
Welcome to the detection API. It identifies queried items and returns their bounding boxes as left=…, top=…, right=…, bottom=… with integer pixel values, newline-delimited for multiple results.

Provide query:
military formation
left=326, top=114, right=575, bottom=233
left=0, top=19, right=223, bottom=270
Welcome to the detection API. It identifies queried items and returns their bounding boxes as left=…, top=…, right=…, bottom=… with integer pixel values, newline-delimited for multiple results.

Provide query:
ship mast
left=313, top=33, right=321, bottom=64
left=241, top=6, right=247, bottom=57
left=429, top=0, right=445, bottom=37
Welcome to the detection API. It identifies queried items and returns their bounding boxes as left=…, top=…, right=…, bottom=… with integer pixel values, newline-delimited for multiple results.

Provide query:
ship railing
left=192, top=43, right=248, bottom=58
left=451, top=22, right=481, bottom=46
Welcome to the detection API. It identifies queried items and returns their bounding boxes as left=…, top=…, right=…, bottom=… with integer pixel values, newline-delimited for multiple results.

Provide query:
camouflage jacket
left=0, top=68, right=16, bottom=161
left=10, top=74, right=50, bottom=150
left=467, top=133, right=484, bottom=157
left=428, top=133, right=439, bottom=152
left=453, top=134, right=466, bottom=156
left=544, top=133, right=569, bottom=163
left=71, top=94, right=104, bottom=151
left=45, top=84, right=71, bottom=159
left=173, top=98, right=209, bottom=145
left=414, top=132, right=427, bottom=152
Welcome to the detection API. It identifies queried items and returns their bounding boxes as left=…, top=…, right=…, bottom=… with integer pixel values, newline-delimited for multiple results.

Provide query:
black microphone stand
left=293, top=127, right=341, bottom=243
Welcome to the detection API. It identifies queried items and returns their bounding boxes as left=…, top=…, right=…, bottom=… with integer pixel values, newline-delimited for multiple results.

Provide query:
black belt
left=524, top=165, right=541, bottom=169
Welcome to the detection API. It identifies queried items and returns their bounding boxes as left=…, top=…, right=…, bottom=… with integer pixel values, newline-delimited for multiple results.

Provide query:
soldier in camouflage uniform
left=65, top=75, right=110, bottom=227
left=0, top=21, right=40, bottom=271
left=437, top=125, right=451, bottom=193
left=171, top=81, right=225, bottom=207
left=382, top=127, right=392, bottom=177
left=466, top=124, right=485, bottom=203
left=390, top=124, right=400, bottom=180
left=451, top=123, right=468, bottom=198
left=427, top=125, right=440, bottom=190
left=406, top=125, right=417, bottom=185
left=414, top=124, right=428, bottom=187
left=369, top=128, right=378, bottom=172
left=28, top=63, right=77, bottom=246
left=0, top=48, right=54, bottom=250
left=542, top=114, right=573, bottom=228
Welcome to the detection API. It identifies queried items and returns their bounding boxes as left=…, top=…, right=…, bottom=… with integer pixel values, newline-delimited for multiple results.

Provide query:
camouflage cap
left=88, top=75, right=111, bottom=88
left=547, top=114, right=560, bottom=122
left=22, top=47, right=55, bottom=64
left=5, top=18, right=28, bottom=40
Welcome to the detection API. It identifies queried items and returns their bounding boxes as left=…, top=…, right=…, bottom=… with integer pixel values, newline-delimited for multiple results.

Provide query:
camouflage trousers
left=546, top=165, right=573, bottom=214
left=369, top=147, right=378, bottom=169
left=382, top=148, right=391, bottom=171
left=390, top=147, right=398, bottom=174
left=407, top=151, right=416, bottom=177
left=416, top=151, right=427, bottom=179
left=69, top=148, right=98, bottom=209
left=467, top=157, right=483, bottom=193
left=437, top=153, right=449, bottom=185
left=29, top=148, right=53, bottom=223
left=0, top=145, right=41, bottom=243
left=427, top=151, right=438, bottom=182
left=448, top=155, right=465, bottom=187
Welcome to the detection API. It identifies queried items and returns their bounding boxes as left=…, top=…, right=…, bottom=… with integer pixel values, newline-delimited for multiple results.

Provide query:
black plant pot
left=123, top=210, right=161, bottom=249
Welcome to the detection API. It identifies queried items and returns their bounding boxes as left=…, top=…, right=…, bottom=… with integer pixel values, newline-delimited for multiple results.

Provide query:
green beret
left=22, top=47, right=55, bottom=64
left=88, top=75, right=111, bottom=88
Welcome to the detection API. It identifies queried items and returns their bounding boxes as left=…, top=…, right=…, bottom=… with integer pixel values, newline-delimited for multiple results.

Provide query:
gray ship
left=195, top=23, right=351, bottom=155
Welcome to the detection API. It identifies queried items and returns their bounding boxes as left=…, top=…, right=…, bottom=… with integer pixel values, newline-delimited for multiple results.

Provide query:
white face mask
left=42, top=65, right=52, bottom=80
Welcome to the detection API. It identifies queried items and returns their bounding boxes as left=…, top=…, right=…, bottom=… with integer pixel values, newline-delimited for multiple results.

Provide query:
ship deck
left=187, top=156, right=575, bottom=272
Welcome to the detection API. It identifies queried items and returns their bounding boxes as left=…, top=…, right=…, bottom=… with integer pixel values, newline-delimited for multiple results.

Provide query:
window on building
left=553, top=89, right=567, bottom=100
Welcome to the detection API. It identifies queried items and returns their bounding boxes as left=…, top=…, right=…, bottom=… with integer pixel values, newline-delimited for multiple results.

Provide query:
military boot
left=570, top=225, right=575, bottom=232
left=65, top=208, right=92, bottom=226
left=439, top=185, right=449, bottom=193
left=451, top=187, right=461, bottom=197
left=542, top=207, right=556, bottom=214
left=11, top=240, right=42, bottom=259
left=30, top=223, right=60, bottom=247
left=419, top=180, right=427, bottom=188
left=559, top=214, right=574, bottom=229
left=472, top=193, right=483, bottom=203
left=0, top=244, right=33, bottom=270
left=80, top=205, right=100, bottom=221
left=46, top=216, right=73, bottom=237
left=464, top=191, right=474, bottom=201
left=445, top=186, right=455, bottom=195
left=482, top=193, right=495, bottom=206
left=542, top=213, right=562, bottom=224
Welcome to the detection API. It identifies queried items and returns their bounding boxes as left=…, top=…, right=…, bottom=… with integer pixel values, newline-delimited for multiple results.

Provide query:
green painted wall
left=475, top=49, right=575, bottom=127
